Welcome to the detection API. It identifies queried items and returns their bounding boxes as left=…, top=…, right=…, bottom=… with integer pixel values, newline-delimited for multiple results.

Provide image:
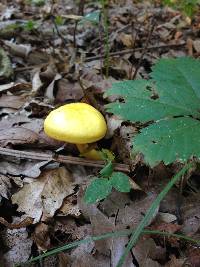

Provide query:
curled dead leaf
left=12, top=167, right=75, bottom=223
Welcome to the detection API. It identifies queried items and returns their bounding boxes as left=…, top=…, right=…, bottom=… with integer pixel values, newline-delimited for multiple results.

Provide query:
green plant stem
left=18, top=208, right=199, bottom=266
left=101, top=0, right=109, bottom=77
left=116, top=162, right=193, bottom=267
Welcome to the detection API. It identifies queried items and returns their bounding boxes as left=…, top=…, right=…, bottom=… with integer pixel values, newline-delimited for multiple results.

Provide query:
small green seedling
left=55, top=16, right=65, bottom=26
left=23, top=20, right=40, bottom=31
left=28, top=0, right=45, bottom=6
left=84, top=149, right=131, bottom=204
left=162, top=0, right=200, bottom=17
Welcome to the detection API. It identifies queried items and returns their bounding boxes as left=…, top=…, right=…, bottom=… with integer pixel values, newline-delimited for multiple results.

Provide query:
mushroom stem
left=76, top=144, right=102, bottom=160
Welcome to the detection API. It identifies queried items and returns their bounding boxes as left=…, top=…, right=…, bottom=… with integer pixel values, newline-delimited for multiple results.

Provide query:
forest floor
left=0, top=0, right=200, bottom=266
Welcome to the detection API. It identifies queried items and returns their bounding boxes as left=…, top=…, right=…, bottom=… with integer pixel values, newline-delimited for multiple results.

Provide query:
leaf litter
left=0, top=0, right=199, bottom=266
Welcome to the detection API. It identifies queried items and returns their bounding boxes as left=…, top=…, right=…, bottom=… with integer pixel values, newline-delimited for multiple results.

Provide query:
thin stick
left=51, top=15, right=68, bottom=45
left=85, top=42, right=185, bottom=62
left=0, top=147, right=130, bottom=173
left=132, top=19, right=155, bottom=79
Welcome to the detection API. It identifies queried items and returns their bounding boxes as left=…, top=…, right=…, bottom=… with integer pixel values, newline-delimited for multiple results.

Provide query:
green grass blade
left=143, top=229, right=199, bottom=244
left=116, top=162, right=193, bottom=267
left=17, top=213, right=199, bottom=267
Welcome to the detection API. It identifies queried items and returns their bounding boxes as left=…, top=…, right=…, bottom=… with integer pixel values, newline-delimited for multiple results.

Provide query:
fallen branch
left=85, top=42, right=186, bottom=61
left=0, top=147, right=130, bottom=173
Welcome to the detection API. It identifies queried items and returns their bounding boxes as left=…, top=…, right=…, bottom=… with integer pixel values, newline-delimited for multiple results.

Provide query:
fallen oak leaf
left=12, top=167, right=75, bottom=223
left=0, top=127, right=38, bottom=146
left=0, top=216, right=33, bottom=229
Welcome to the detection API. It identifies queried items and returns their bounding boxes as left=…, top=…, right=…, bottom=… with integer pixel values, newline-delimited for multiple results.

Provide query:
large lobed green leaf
left=105, top=57, right=200, bottom=166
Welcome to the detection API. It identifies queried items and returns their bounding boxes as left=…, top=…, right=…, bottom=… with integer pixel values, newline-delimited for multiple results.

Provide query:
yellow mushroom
left=44, top=102, right=107, bottom=160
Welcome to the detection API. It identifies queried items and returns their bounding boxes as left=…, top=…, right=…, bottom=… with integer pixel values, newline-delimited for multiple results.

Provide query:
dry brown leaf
left=164, top=255, right=185, bottom=267
left=12, top=167, right=75, bottom=223
left=0, top=159, right=49, bottom=178
left=0, top=216, right=33, bottom=229
left=0, top=173, right=12, bottom=199
left=105, top=115, right=122, bottom=139
left=1, top=226, right=32, bottom=267
left=78, top=195, right=135, bottom=264
left=54, top=217, right=92, bottom=241
left=32, top=222, right=51, bottom=251
left=187, top=247, right=200, bottom=267
left=32, top=69, right=43, bottom=94
left=132, top=237, right=165, bottom=267
left=181, top=194, right=200, bottom=237
left=0, top=94, right=27, bottom=109
left=56, top=79, right=84, bottom=103
left=0, top=82, right=31, bottom=94
left=193, top=40, right=200, bottom=53
left=58, top=252, right=70, bottom=267
left=111, top=237, right=136, bottom=267
left=118, top=32, right=134, bottom=48
left=24, top=99, right=53, bottom=117
left=156, top=212, right=177, bottom=223
left=152, top=222, right=181, bottom=234
left=71, top=253, right=110, bottom=267
left=0, top=113, right=30, bottom=130
left=45, top=73, right=61, bottom=100
left=99, top=190, right=158, bottom=229
left=0, top=127, right=38, bottom=146
left=58, top=195, right=81, bottom=217
left=150, top=222, right=182, bottom=247
left=4, top=40, right=31, bottom=58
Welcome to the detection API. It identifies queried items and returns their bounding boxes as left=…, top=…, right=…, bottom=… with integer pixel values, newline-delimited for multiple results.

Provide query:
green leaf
left=133, top=117, right=200, bottom=166
left=55, top=16, right=65, bottom=26
left=100, top=161, right=113, bottom=178
left=105, top=57, right=200, bottom=166
left=84, top=178, right=112, bottom=204
left=79, top=10, right=100, bottom=25
left=23, top=20, right=39, bottom=31
left=100, top=148, right=115, bottom=161
left=110, top=172, right=131, bottom=192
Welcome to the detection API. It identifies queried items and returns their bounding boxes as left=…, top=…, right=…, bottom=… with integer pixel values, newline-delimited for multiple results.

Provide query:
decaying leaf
left=132, top=237, right=165, bottom=267
left=99, top=190, right=158, bottom=228
left=0, top=173, right=12, bottom=199
left=32, top=222, right=51, bottom=251
left=0, top=159, right=49, bottom=178
left=58, top=195, right=81, bottom=217
left=0, top=127, right=38, bottom=146
left=1, top=226, right=32, bottom=267
left=12, top=167, right=75, bottom=223
left=0, top=48, right=13, bottom=79
left=0, top=94, right=28, bottom=109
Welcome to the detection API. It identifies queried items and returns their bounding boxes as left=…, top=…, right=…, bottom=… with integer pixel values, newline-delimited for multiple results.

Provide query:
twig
left=101, top=0, right=110, bottom=77
left=85, top=42, right=185, bottom=62
left=73, top=0, right=85, bottom=48
left=132, top=18, right=155, bottom=79
left=51, top=15, right=68, bottom=45
left=128, top=20, right=139, bottom=79
left=0, top=147, right=130, bottom=173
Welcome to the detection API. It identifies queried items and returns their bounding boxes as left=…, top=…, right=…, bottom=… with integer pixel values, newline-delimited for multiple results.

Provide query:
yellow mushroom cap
left=44, top=103, right=107, bottom=144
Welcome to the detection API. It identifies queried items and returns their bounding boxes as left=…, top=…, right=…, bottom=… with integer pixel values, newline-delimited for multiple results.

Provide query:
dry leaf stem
left=0, top=147, right=130, bottom=172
